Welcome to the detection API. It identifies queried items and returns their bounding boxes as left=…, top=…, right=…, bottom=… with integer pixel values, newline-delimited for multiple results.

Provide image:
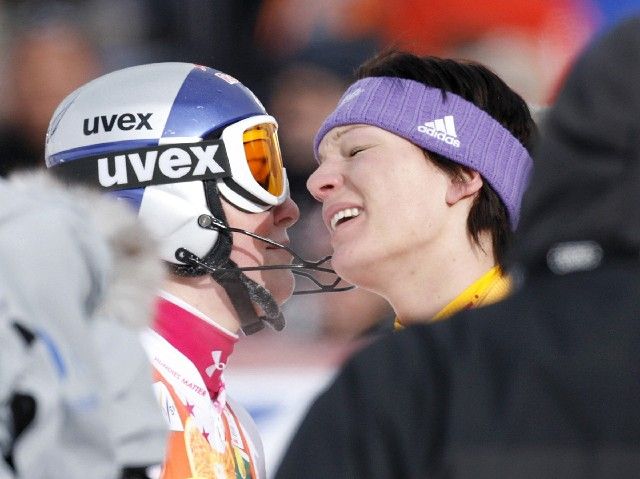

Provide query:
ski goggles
left=51, top=114, right=288, bottom=213
left=216, top=114, right=288, bottom=212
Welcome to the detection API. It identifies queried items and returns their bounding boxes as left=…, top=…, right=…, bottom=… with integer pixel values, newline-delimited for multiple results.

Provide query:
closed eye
left=348, top=146, right=369, bottom=157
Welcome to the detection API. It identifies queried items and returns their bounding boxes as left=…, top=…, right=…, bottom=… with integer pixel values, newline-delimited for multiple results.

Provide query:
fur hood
left=2, top=170, right=163, bottom=329
left=0, top=171, right=168, bottom=476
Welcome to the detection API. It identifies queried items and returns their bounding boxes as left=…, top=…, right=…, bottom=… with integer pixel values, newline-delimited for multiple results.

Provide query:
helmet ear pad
left=138, top=181, right=219, bottom=264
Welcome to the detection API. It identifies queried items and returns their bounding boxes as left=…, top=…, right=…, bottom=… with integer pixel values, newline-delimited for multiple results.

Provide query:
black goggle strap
left=51, top=139, right=232, bottom=191
left=175, top=214, right=355, bottom=295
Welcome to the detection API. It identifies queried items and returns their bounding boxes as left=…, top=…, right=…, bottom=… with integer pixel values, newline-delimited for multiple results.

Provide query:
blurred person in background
left=0, top=171, right=166, bottom=479
left=340, top=0, right=596, bottom=104
left=305, top=51, right=536, bottom=328
left=276, top=16, right=640, bottom=478
left=255, top=0, right=599, bottom=107
left=0, top=9, right=102, bottom=177
left=268, top=62, right=347, bottom=208
left=45, top=61, right=348, bottom=479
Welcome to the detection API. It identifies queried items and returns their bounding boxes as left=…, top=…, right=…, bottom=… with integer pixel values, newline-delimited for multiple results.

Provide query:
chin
left=329, top=250, right=362, bottom=286
left=263, top=269, right=295, bottom=305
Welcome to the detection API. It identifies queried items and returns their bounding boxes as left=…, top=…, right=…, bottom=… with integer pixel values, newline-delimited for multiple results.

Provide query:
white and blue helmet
left=46, top=62, right=293, bottom=334
left=46, top=62, right=289, bottom=267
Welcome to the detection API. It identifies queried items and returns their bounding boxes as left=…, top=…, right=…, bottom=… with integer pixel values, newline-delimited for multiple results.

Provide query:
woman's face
left=307, top=124, right=455, bottom=290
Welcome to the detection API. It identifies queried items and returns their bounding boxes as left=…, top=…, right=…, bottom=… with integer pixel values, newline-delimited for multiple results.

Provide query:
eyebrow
left=334, top=124, right=369, bottom=139
left=317, top=124, right=370, bottom=163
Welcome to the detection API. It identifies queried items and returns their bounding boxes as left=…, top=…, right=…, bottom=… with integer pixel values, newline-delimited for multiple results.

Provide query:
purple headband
left=314, top=76, right=533, bottom=229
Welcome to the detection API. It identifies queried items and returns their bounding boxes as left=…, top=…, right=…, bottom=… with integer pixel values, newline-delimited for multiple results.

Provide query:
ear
left=445, top=169, right=483, bottom=205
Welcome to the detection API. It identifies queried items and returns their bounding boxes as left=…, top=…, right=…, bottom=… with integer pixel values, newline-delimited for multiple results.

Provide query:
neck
left=369, top=231, right=496, bottom=323
left=162, top=273, right=242, bottom=333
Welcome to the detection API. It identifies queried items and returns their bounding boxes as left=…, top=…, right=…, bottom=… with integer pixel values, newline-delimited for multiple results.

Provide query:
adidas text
left=83, top=112, right=153, bottom=135
left=98, top=144, right=224, bottom=187
left=417, top=115, right=460, bottom=148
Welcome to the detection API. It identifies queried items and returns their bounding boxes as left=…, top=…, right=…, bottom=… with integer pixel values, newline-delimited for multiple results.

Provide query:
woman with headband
left=275, top=51, right=536, bottom=479
left=277, top=18, right=640, bottom=478
left=305, top=51, right=536, bottom=327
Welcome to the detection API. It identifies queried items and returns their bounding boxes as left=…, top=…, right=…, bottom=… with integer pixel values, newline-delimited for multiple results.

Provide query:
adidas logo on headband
left=417, top=115, right=460, bottom=148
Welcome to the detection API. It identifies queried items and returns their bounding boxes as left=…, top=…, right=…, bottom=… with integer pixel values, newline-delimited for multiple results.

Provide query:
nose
left=273, top=196, right=300, bottom=229
left=306, top=163, right=344, bottom=202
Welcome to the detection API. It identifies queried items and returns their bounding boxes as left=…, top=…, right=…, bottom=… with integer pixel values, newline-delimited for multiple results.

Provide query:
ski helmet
left=46, top=63, right=291, bottom=333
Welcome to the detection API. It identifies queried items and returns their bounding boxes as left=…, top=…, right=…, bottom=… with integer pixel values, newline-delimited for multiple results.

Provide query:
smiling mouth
left=330, top=207, right=361, bottom=231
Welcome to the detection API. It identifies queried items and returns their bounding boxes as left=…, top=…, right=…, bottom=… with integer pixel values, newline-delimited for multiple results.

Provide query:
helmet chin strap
left=170, top=180, right=282, bottom=335
left=210, top=258, right=284, bottom=335
left=238, top=272, right=285, bottom=331
left=190, top=215, right=355, bottom=295
left=171, top=180, right=354, bottom=335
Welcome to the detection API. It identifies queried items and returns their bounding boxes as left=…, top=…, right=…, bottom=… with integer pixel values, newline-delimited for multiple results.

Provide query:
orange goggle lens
left=243, top=123, right=284, bottom=197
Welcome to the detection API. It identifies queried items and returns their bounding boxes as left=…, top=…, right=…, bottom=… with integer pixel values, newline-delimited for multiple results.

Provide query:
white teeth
left=330, top=208, right=361, bottom=231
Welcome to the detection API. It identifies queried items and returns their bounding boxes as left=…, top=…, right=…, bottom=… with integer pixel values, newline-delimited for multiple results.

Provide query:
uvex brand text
left=98, top=144, right=225, bottom=187
left=52, top=140, right=231, bottom=191
left=83, top=112, right=153, bottom=135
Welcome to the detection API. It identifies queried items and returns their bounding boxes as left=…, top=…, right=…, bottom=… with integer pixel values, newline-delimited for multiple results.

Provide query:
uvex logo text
left=98, top=143, right=228, bottom=188
left=83, top=112, right=153, bottom=135
left=51, top=140, right=231, bottom=190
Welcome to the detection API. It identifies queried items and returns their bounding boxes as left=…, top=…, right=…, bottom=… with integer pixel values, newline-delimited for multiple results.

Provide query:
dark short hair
left=356, top=50, right=537, bottom=266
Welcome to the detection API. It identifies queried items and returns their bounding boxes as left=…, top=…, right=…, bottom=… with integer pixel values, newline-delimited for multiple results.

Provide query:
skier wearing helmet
left=46, top=63, right=344, bottom=479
